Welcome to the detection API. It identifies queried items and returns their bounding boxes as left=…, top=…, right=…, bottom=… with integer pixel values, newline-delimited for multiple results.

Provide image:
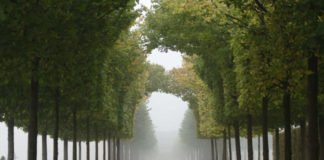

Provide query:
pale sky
left=139, top=0, right=152, bottom=8
left=147, top=49, right=183, bottom=71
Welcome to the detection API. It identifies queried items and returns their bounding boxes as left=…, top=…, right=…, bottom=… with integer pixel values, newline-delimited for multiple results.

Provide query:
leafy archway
left=141, top=0, right=324, bottom=160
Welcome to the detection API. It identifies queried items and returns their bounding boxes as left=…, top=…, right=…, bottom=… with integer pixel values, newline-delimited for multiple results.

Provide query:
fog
left=136, top=91, right=274, bottom=160
left=146, top=92, right=187, bottom=160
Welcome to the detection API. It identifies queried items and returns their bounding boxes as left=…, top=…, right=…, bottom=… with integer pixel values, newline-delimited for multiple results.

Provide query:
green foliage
left=145, top=64, right=170, bottom=94
left=169, top=59, right=224, bottom=138
left=0, top=0, right=152, bottom=142
left=143, top=0, right=324, bottom=141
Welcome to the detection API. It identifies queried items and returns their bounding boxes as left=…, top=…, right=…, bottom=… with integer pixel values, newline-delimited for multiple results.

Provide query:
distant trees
left=178, top=109, right=221, bottom=160
left=130, top=101, right=157, bottom=160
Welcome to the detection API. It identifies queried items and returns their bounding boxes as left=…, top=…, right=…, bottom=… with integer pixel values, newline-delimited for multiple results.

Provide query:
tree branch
left=224, top=13, right=250, bottom=29
left=254, top=0, right=268, bottom=13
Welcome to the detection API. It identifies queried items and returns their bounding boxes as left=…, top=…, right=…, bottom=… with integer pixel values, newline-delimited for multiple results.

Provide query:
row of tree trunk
left=185, top=140, right=214, bottom=160
left=210, top=134, right=239, bottom=160
left=119, top=141, right=151, bottom=160
left=217, top=117, right=324, bottom=160
left=218, top=55, right=322, bottom=160
left=273, top=124, right=324, bottom=160
left=2, top=122, right=127, bottom=160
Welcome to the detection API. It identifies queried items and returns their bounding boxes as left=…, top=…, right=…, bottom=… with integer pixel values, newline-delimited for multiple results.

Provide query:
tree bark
left=319, top=116, right=324, bottom=160
left=95, top=127, right=98, bottom=160
left=64, top=139, right=68, bottom=160
left=7, top=118, right=14, bottom=160
left=211, top=139, right=215, bottom=160
left=307, top=54, right=319, bottom=160
left=120, top=142, right=123, bottom=160
left=113, top=138, right=116, bottom=160
left=128, top=142, right=131, bottom=160
left=104, top=136, right=106, bottom=160
left=300, top=119, right=306, bottom=160
left=53, top=87, right=60, bottom=160
left=223, top=129, right=227, bottom=160
left=28, top=56, right=40, bottom=160
left=117, top=139, right=121, bottom=160
left=73, top=110, right=77, bottom=160
left=234, top=121, right=241, bottom=160
left=262, top=97, right=269, bottom=160
left=275, top=128, right=280, bottom=160
left=247, top=114, right=253, bottom=160
left=42, top=131, right=47, bottom=160
left=215, top=139, right=219, bottom=160
left=228, top=126, right=232, bottom=160
left=79, top=140, right=82, bottom=160
left=86, top=118, right=90, bottom=160
left=108, top=138, right=111, bottom=160
left=283, top=91, right=292, bottom=160
left=127, top=142, right=130, bottom=160
left=258, top=135, right=260, bottom=160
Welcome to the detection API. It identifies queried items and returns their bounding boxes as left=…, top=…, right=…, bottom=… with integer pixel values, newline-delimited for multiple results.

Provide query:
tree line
left=143, top=0, right=324, bottom=160
left=0, top=1, right=159, bottom=160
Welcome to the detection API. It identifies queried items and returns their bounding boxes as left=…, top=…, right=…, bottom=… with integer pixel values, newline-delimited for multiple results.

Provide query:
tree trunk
left=95, top=128, right=98, bottom=160
left=127, top=142, right=129, bottom=160
left=223, top=129, right=227, bottom=160
left=113, top=138, right=116, bottom=160
left=194, top=148, right=197, bottom=160
left=28, top=56, right=40, bottom=160
left=42, top=131, right=47, bottom=160
left=86, top=118, right=90, bottom=160
left=283, top=91, right=292, bottom=160
left=247, top=114, right=253, bottom=160
left=104, top=136, right=106, bottom=160
left=53, top=87, right=60, bottom=160
left=300, top=119, right=306, bottom=160
left=129, top=143, right=131, bottom=160
left=228, top=126, right=232, bottom=160
left=73, top=110, right=77, bottom=160
left=234, top=121, right=241, bottom=160
left=120, top=142, right=123, bottom=160
left=275, top=128, right=280, bottom=160
left=319, top=116, right=324, bottom=160
left=117, top=139, right=121, bottom=160
left=215, top=139, right=219, bottom=160
left=198, top=145, right=200, bottom=160
left=258, top=135, right=260, bottom=160
left=108, top=138, right=111, bottom=160
left=128, top=142, right=131, bottom=160
left=7, top=118, right=14, bottom=160
left=211, top=139, right=215, bottom=160
left=262, top=97, right=269, bottom=160
left=64, top=139, right=68, bottom=160
left=79, top=140, right=82, bottom=160
left=307, top=54, right=319, bottom=160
